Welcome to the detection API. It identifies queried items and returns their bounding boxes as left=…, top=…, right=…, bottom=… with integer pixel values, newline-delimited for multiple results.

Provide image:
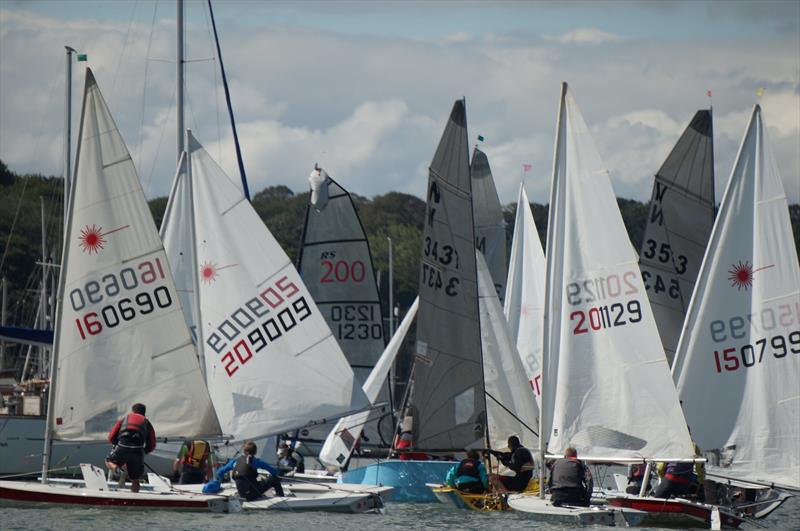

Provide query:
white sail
left=541, top=83, right=694, bottom=460
left=477, top=251, right=539, bottom=451
left=673, top=105, right=800, bottom=489
left=471, top=147, right=508, bottom=301
left=176, top=132, right=368, bottom=441
left=319, top=297, right=419, bottom=468
left=503, top=185, right=546, bottom=406
left=52, top=70, right=220, bottom=440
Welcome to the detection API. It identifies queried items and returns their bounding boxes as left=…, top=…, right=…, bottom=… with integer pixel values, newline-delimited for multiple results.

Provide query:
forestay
left=639, top=110, right=715, bottom=365
left=541, top=83, right=694, bottom=460
left=477, top=251, right=539, bottom=451
left=52, top=70, right=220, bottom=440
left=411, top=99, right=486, bottom=451
left=503, top=185, right=546, bottom=406
left=673, top=105, right=800, bottom=489
left=319, top=297, right=419, bottom=468
left=298, top=167, right=391, bottom=443
left=171, top=132, right=368, bottom=441
left=471, top=147, right=507, bottom=302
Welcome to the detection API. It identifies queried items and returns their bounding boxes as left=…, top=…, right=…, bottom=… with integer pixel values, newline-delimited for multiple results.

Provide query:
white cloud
left=549, top=28, right=623, bottom=44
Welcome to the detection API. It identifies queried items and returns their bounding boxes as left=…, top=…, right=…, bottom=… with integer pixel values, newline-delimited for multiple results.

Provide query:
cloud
left=548, top=28, right=623, bottom=44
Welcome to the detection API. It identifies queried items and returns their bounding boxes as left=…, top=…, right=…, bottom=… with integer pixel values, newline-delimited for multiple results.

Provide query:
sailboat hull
left=340, top=459, right=454, bottom=502
left=607, top=495, right=745, bottom=528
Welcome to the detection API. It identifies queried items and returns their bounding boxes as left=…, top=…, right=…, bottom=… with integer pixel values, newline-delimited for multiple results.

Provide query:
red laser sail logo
left=728, top=260, right=774, bottom=291
left=199, top=261, right=238, bottom=284
left=77, top=224, right=130, bottom=254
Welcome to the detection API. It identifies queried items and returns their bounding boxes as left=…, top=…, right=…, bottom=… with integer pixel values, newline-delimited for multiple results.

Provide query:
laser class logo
left=728, top=260, right=774, bottom=291
left=77, top=224, right=130, bottom=254
left=199, top=261, right=238, bottom=284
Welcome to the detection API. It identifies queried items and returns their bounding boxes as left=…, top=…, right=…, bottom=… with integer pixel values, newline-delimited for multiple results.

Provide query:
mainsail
left=673, top=105, right=800, bottom=490
left=541, top=83, right=694, bottom=460
left=471, top=147, right=508, bottom=301
left=477, top=251, right=538, bottom=451
left=298, top=167, right=391, bottom=444
left=162, top=131, right=368, bottom=441
left=639, top=110, right=715, bottom=365
left=319, top=297, right=419, bottom=468
left=503, top=185, right=546, bottom=406
left=51, top=69, right=220, bottom=440
left=410, top=99, right=486, bottom=451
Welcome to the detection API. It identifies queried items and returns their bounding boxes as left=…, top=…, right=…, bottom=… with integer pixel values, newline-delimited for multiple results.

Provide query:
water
left=2, top=497, right=799, bottom=530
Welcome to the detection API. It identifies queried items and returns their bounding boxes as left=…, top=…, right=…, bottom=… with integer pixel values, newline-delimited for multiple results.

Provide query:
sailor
left=654, top=437, right=705, bottom=500
left=216, top=441, right=285, bottom=500
left=277, top=443, right=305, bottom=475
left=445, top=449, right=489, bottom=494
left=488, top=436, right=534, bottom=492
left=548, top=447, right=593, bottom=507
left=393, top=414, right=428, bottom=461
left=105, top=403, right=156, bottom=493
left=173, top=439, right=214, bottom=484
left=626, top=463, right=649, bottom=494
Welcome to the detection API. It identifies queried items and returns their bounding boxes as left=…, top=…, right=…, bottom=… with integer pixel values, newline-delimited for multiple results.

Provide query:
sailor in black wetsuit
left=548, top=447, right=593, bottom=507
left=216, top=441, right=284, bottom=500
left=489, top=436, right=534, bottom=492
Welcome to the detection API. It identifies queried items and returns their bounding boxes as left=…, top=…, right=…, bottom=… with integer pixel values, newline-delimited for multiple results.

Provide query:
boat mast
left=207, top=0, right=250, bottom=199
left=64, top=46, right=75, bottom=228
left=176, top=0, right=184, bottom=158
left=39, top=197, right=47, bottom=378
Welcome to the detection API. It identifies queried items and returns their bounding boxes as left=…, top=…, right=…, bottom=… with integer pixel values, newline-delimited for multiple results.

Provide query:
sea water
left=2, top=496, right=799, bottom=530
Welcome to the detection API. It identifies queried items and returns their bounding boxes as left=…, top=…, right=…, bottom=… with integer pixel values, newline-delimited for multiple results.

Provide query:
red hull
left=0, top=485, right=210, bottom=509
left=608, top=496, right=744, bottom=529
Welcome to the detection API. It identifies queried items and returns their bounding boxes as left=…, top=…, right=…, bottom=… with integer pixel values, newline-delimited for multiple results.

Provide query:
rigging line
left=109, top=0, right=140, bottom=107
left=485, top=390, right=539, bottom=437
left=200, top=1, right=222, bottom=164
left=136, top=0, right=159, bottom=176
left=144, top=83, right=176, bottom=191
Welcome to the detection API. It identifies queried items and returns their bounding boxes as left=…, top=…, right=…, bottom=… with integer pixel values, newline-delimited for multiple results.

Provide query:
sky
left=0, top=0, right=798, bottom=206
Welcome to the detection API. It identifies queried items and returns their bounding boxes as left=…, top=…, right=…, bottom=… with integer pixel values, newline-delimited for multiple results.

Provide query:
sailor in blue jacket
left=216, top=441, right=285, bottom=500
left=445, top=449, right=489, bottom=494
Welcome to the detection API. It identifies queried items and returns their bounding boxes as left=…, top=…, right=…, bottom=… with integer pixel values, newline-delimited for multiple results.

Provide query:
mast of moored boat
left=176, top=0, right=184, bottom=159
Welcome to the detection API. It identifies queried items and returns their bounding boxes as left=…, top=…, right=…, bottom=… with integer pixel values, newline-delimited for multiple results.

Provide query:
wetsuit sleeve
left=445, top=464, right=457, bottom=487
left=216, top=459, right=235, bottom=482
left=108, top=419, right=122, bottom=444
left=253, top=458, right=279, bottom=477
left=507, top=449, right=525, bottom=473
left=145, top=420, right=156, bottom=454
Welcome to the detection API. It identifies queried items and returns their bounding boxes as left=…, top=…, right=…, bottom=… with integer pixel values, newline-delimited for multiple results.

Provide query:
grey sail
left=638, top=110, right=715, bottom=365
left=298, top=168, right=392, bottom=444
left=471, top=147, right=508, bottom=302
left=411, top=99, right=486, bottom=451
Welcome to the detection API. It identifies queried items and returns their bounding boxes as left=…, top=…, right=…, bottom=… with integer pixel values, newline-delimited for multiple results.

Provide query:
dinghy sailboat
left=508, top=82, right=703, bottom=526
left=638, top=110, right=716, bottom=365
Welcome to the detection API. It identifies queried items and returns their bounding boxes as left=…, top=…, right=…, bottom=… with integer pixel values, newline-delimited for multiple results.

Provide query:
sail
left=503, top=185, right=546, bottom=406
left=639, top=110, right=715, bottom=365
left=319, top=297, right=419, bottom=468
left=673, top=106, right=800, bottom=489
left=411, top=99, right=486, bottom=451
left=541, top=83, right=694, bottom=460
left=471, top=147, right=508, bottom=301
left=477, top=251, right=539, bottom=451
left=178, top=132, right=368, bottom=441
left=298, top=167, right=391, bottom=444
left=52, top=69, right=220, bottom=440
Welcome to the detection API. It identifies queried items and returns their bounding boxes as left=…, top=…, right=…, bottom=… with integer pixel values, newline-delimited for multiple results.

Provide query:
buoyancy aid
left=232, top=455, right=258, bottom=483
left=181, top=440, right=209, bottom=468
left=550, top=458, right=587, bottom=490
left=665, top=462, right=695, bottom=483
left=456, top=458, right=480, bottom=480
left=117, top=413, right=149, bottom=448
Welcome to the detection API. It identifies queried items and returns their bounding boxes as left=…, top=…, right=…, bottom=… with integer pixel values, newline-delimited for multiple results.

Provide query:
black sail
left=471, top=147, right=508, bottom=302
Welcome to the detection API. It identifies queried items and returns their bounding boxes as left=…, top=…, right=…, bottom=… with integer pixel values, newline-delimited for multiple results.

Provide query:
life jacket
left=117, top=413, right=149, bottom=448
left=665, top=462, right=695, bottom=483
left=181, top=440, right=209, bottom=468
left=456, top=458, right=480, bottom=480
left=232, top=455, right=258, bottom=483
left=550, top=458, right=587, bottom=490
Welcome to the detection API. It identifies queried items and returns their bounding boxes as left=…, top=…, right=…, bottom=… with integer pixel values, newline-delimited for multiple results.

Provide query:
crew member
left=106, top=403, right=156, bottom=493
left=548, top=447, right=593, bottom=507
left=277, top=443, right=305, bottom=475
left=626, top=463, right=649, bottom=494
left=173, top=439, right=214, bottom=484
left=489, top=436, right=534, bottom=492
left=445, top=449, right=489, bottom=494
left=654, top=438, right=705, bottom=500
left=217, top=441, right=284, bottom=500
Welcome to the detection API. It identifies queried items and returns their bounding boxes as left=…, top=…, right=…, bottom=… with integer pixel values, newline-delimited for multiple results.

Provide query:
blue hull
left=340, top=460, right=454, bottom=503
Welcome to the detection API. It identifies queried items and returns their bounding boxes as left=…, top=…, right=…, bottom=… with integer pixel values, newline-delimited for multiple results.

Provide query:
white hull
left=0, top=415, right=174, bottom=477
left=508, top=493, right=647, bottom=527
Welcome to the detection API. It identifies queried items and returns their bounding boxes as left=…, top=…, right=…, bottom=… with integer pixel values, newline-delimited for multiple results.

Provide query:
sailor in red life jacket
left=106, top=403, right=156, bottom=493
left=392, top=414, right=428, bottom=461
